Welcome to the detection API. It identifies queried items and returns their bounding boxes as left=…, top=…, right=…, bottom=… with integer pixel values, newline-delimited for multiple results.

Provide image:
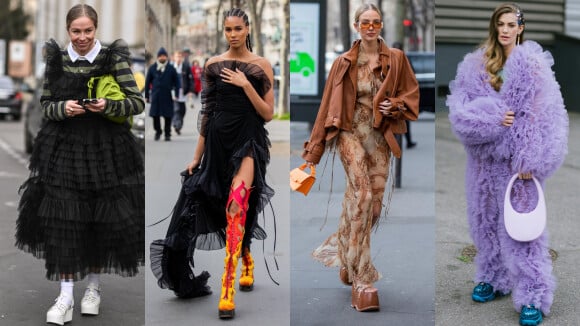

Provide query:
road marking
left=0, top=138, right=28, bottom=167
left=0, top=171, right=23, bottom=178
left=5, top=201, right=17, bottom=207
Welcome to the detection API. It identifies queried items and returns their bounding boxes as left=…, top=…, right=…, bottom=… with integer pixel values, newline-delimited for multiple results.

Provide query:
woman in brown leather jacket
left=302, top=3, right=419, bottom=312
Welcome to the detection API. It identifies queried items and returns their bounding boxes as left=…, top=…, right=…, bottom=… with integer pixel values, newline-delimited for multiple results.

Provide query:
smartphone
left=83, top=98, right=99, bottom=104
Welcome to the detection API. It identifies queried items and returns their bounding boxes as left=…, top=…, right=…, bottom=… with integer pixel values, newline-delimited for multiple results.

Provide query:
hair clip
left=515, top=10, right=525, bottom=26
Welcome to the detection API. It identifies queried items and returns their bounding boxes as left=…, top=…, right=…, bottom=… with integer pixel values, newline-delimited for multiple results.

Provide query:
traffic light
left=403, top=19, right=413, bottom=36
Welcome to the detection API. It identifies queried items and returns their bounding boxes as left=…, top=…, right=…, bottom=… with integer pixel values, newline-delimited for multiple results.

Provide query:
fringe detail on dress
left=312, top=232, right=340, bottom=267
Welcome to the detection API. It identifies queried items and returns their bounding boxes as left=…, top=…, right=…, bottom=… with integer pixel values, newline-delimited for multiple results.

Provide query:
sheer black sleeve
left=198, top=63, right=217, bottom=137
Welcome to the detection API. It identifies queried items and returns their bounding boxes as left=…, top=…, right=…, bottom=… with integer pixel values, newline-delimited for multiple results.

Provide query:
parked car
left=131, top=110, right=145, bottom=153
left=0, top=75, right=24, bottom=120
left=23, top=82, right=44, bottom=153
left=406, top=51, right=435, bottom=112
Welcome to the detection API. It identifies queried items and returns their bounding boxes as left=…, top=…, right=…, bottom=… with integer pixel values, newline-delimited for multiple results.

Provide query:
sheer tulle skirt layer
left=16, top=117, right=145, bottom=281
left=150, top=134, right=273, bottom=298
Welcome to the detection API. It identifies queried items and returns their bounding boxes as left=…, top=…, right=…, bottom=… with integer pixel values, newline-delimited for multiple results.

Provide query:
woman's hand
left=220, top=68, right=250, bottom=88
left=186, top=159, right=200, bottom=175
left=65, top=100, right=86, bottom=117
left=84, top=98, right=108, bottom=113
left=379, top=99, right=393, bottom=117
left=379, top=99, right=398, bottom=118
left=518, top=172, right=533, bottom=180
left=502, top=111, right=515, bottom=126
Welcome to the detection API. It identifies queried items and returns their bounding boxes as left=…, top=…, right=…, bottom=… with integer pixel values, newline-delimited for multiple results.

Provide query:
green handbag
left=87, top=74, right=132, bottom=125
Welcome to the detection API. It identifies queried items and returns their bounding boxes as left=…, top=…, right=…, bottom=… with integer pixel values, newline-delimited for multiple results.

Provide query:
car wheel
left=24, top=124, right=33, bottom=154
left=13, top=114, right=22, bottom=121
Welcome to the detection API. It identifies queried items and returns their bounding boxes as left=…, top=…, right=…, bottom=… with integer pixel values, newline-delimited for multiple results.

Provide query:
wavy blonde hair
left=482, top=3, right=525, bottom=91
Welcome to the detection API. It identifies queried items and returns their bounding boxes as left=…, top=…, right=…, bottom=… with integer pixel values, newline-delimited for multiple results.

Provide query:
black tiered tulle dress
left=150, top=60, right=274, bottom=298
left=15, top=40, right=145, bottom=281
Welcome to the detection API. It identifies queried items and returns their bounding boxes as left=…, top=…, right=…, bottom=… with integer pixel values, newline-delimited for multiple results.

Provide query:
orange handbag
left=289, top=163, right=316, bottom=196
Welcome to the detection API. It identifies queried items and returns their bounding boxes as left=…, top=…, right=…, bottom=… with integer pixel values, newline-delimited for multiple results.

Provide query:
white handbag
left=503, top=174, right=546, bottom=242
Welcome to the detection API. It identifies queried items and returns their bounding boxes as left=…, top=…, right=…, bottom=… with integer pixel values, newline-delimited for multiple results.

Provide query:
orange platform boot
left=239, top=247, right=254, bottom=291
left=218, top=182, right=251, bottom=319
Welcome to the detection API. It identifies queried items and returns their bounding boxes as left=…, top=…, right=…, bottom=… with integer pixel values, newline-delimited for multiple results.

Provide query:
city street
left=290, top=114, right=436, bottom=325
left=435, top=111, right=580, bottom=325
left=144, top=96, right=291, bottom=325
left=0, top=117, right=145, bottom=326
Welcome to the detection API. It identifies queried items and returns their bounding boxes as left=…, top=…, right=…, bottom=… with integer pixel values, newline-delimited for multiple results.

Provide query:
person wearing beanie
left=158, top=47, right=168, bottom=57
left=145, top=47, right=180, bottom=141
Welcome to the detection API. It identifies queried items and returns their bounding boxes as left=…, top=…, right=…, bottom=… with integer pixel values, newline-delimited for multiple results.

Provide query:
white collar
left=67, top=40, right=101, bottom=63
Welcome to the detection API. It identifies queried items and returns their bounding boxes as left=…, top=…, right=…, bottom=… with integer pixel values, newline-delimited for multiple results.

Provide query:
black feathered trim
left=44, top=39, right=63, bottom=82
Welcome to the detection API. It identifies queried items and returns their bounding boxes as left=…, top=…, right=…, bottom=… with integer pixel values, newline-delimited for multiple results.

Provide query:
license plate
left=0, top=107, right=11, bottom=113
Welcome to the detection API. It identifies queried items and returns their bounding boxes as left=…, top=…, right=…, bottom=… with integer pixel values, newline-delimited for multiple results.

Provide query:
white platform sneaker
left=46, top=294, right=73, bottom=325
left=80, top=284, right=101, bottom=315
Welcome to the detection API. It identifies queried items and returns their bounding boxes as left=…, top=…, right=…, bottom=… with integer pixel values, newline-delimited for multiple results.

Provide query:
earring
left=516, top=34, right=521, bottom=45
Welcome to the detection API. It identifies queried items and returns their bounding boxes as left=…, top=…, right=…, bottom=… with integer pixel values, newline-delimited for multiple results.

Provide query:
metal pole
left=340, top=0, right=350, bottom=50
left=395, top=134, right=402, bottom=188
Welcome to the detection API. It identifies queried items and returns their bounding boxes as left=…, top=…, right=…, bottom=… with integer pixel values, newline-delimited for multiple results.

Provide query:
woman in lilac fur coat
left=447, top=3, right=568, bottom=325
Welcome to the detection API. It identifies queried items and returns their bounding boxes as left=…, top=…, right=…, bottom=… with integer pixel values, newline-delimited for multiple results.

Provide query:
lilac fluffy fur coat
left=447, top=41, right=568, bottom=315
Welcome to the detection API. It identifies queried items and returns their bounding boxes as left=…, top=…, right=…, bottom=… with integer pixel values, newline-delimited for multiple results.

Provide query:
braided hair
left=223, top=8, right=253, bottom=52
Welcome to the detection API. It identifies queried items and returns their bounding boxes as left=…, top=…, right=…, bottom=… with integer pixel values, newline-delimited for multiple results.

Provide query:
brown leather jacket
left=302, top=38, right=419, bottom=164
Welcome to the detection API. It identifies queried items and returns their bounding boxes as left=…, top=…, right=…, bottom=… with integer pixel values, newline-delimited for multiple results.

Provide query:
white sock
left=59, top=281, right=74, bottom=305
left=86, top=273, right=100, bottom=288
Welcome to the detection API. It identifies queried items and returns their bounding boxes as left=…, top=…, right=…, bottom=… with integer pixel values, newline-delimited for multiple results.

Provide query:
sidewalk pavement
left=435, top=111, right=580, bottom=325
left=290, top=113, right=436, bottom=325
left=265, top=119, right=290, bottom=143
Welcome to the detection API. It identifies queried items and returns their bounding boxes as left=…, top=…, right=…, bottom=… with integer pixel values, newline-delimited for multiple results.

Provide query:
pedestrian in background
left=145, top=47, right=180, bottom=141
left=302, top=3, right=419, bottom=312
left=150, top=7, right=276, bottom=320
left=447, top=3, right=568, bottom=325
left=191, top=59, right=204, bottom=97
left=181, top=47, right=197, bottom=109
left=15, top=4, right=145, bottom=325
left=171, top=49, right=194, bottom=135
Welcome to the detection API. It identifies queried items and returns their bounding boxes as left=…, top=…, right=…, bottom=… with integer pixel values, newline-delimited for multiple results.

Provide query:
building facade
left=146, top=0, right=180, bottom=63
left=175, top=0, right=284, bottom=65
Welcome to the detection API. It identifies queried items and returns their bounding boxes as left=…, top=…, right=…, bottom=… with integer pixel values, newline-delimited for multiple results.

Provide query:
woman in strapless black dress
left=150, top=7, right=275, bottom=319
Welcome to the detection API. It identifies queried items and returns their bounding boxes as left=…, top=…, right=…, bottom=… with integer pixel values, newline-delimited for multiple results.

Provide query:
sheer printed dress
left=15, top=39, right=145, bottom=281
left=312, top=50, right=391, bottom=285
left=150, top=59, right=274, bottom=298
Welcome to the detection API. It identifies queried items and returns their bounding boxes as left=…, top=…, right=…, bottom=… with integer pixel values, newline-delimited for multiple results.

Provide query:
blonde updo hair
left=353, top=3, right=383, bottom=23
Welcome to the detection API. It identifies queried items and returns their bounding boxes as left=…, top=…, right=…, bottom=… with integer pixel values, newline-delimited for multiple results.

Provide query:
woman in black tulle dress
left=15, top=4, right=144, bottom=325
left=150, top=8, right=275, bottom=319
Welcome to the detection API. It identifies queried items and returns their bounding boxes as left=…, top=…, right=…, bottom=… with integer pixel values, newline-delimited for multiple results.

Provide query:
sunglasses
left=358, top=20, right=382, bottom=30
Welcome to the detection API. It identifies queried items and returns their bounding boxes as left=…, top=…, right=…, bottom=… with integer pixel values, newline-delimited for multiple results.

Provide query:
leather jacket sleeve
left=302, top=58, right=345, bottom=164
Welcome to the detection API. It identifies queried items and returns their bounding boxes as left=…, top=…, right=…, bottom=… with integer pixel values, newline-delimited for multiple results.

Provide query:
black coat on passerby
left=180, top=60, right=194, bottom=95
left=145, top=62, right=180, bottom=118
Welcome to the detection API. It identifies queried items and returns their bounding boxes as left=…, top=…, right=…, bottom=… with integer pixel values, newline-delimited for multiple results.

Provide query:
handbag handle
left=503, top=173, right=546, bottom=242
left=504, top=174, right=545, bottom=212
left=299, top=163, right=316, bottom=177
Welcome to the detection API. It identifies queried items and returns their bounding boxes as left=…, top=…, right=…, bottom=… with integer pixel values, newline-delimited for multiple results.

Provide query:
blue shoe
left=520, top=305, right=542, bottom=325
left=472, top=282, right=496, bottom=302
